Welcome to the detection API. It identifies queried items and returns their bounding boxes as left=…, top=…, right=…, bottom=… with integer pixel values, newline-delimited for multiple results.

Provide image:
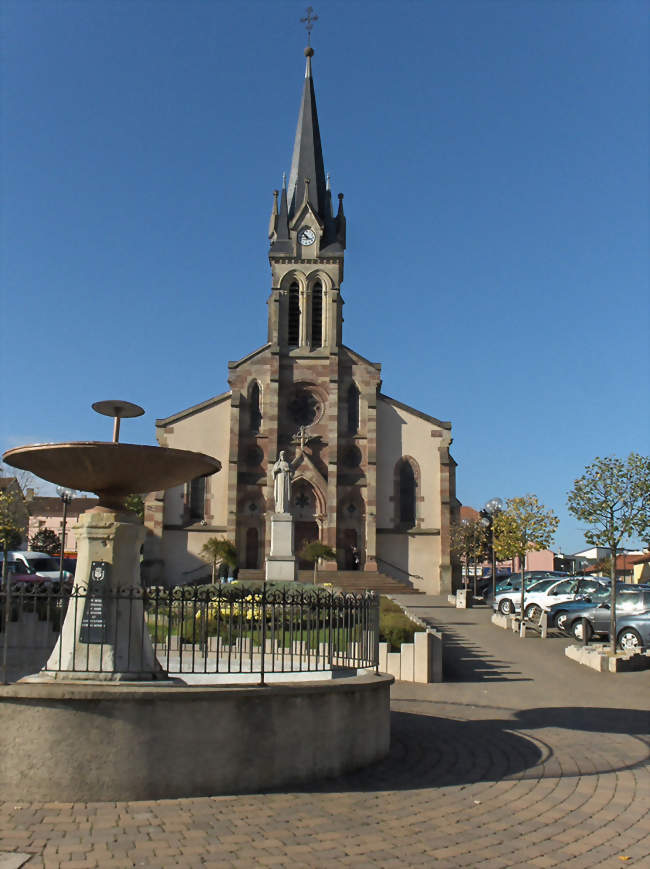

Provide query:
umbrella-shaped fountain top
left=3, top=400, right=220, bottom=508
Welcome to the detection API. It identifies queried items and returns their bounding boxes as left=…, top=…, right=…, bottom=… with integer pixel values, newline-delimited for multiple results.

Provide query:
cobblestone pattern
left=1, top=692, right=648, bottom=869
left=2, top=597, right=649, bottom=868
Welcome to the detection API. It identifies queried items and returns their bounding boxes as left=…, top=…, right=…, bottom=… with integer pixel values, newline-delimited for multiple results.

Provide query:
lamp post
left=483, top=497, right=505, bottom=601
left=56, top=486, right=75, bottom=587
left=461, top=518, right=470, bottom=589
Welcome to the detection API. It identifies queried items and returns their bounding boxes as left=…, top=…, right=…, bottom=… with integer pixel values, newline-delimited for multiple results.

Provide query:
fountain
left=0, top=403, right=391, bottom=802
left=3, top=401, right=220, bottom=680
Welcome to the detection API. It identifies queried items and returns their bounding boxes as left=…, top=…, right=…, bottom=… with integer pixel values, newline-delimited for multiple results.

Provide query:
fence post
left=374, top=594, right=380, bottom=675
left=2, top=579, right=10, bottom=685
left=259, top=584, right=266, bottom=687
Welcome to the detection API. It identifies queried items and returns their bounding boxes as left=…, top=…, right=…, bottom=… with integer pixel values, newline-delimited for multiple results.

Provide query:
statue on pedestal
left=272, top=451, right=293, bottom=514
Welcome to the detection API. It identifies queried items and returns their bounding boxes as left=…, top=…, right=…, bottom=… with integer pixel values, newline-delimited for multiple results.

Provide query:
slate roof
left=286, top=51, right=328, bottom=224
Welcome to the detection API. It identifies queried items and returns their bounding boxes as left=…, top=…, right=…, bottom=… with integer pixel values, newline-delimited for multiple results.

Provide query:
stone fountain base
left=0, top=674, right=392, bottom=801
left=24, top=508, right=164, bottom=682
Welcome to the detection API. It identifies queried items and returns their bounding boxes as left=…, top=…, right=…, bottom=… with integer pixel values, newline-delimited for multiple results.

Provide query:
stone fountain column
left=32, top=508, right=164, bottom=682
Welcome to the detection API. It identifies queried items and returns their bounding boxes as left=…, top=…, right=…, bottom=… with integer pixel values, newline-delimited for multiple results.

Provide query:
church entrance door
left=245, top=527, right=259, bottom=569
left=342, top=529, right=359, bottom=569
left=295, top=521, right=319, bottom=569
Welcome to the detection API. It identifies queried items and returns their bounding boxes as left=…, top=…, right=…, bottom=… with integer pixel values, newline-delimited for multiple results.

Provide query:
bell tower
left=267, top=46, right=346, bottom=355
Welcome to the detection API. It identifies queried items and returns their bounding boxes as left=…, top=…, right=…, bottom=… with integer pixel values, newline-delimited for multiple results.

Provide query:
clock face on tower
left=298, top=227, right=316, bottom=246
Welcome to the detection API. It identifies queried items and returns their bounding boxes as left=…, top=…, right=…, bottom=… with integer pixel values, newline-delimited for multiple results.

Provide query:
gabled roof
left=156, top=391, right=232, bottom=428
left=341, top=345, right=382, bottom=372
left=378, top=393, right=452, bottom=430
left=28, top=497, right=99, bottom=518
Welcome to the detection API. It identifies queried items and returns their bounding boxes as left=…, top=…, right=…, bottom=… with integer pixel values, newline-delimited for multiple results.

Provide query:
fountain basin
left=3, top=442, right=220, bottom=505
left=0, top=674, right=393, bottom=800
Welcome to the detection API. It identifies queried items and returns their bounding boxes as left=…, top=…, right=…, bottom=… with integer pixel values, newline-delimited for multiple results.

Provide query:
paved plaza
left=1, top=596, right=649, bottom=868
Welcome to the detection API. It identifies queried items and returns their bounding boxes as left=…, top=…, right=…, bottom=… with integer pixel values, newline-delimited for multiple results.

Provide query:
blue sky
left=1, top=0, right=648, bottom=554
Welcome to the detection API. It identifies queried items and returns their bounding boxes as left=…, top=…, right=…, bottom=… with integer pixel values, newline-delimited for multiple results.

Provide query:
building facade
left=144, top=47, right=459, bottom=594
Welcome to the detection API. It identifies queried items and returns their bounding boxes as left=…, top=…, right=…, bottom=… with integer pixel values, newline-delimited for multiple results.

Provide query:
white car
left=493, top=577, right=609, bottom=619
left=0, top=550, right=73, bottom=583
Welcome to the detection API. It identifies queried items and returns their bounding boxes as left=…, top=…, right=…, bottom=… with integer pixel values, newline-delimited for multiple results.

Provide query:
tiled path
left=1, top=596, right=649, bottom=868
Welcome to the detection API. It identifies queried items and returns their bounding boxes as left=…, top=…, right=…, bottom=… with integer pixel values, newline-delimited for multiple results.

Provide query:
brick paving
left=1, top=596, right=649, bottom=868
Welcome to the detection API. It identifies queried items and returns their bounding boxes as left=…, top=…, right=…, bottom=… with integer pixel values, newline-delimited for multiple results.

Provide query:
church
left=144, top=45, right=460, bottom=595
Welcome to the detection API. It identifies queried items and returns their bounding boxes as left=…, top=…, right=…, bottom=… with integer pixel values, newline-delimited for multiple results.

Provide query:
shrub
left=379, top=596, right=420, bottom=651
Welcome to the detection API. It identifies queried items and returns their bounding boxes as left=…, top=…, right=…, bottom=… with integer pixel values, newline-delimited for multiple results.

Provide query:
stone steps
left=237, top=568, right=422, bottom=595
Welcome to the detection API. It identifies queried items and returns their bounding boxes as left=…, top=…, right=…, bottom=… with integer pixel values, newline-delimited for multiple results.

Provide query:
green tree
left=124, top=494, right=145, bottom=521
left=450, top=518, right=488, bottom=592
left=567, top=453, right=650, bottom=653
left=300, top=541, right=337, bottom=583
left=493, top=495, right=559, bottom=623
left=0, top=487, right=24, bottom=587
left=200, top=537, right=237, bottom=584
left=29, top=528, right=60, bottom=555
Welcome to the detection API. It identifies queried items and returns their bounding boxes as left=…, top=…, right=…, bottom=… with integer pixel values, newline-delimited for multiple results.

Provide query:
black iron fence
left=1, top=582, right=380, bottom=684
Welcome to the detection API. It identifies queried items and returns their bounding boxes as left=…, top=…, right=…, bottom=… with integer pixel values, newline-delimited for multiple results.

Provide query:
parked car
left=484, top=571, right=573, bottom=602
left=544, top=583, right=643, bottom=628
left=493, top=577, right=610, bottom=618
left=0, top=561, right=49, bottom=586
left=492, top=578, right=561, bottom=613
left=556, top=590, right=650, bottom=644
left=0, top=551, right=73, bottom=583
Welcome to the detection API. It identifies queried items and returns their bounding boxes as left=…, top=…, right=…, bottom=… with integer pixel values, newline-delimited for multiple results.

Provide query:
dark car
left=557, top=589, right=650, bottom=644
left=545, top=585, right=611, bottom=627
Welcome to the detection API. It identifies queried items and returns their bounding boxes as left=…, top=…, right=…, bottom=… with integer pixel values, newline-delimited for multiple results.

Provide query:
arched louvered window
left=311, top=281, right=323, bottom=347
left=288, top=281, right=300, bottom=346
left=250, top=382, right=262, bottom=432
left=398, top=461, right=416, bottom=526
left=347, top=383, right=360, bottom=434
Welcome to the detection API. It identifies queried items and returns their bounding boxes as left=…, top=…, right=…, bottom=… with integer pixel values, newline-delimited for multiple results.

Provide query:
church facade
left=144, top=47, right=460, bottom=594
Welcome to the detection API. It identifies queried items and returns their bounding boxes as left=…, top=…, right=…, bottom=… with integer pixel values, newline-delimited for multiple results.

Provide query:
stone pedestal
left=25, top=508, right=165, bottom=682
left=265, top=512, right=297, bottom=582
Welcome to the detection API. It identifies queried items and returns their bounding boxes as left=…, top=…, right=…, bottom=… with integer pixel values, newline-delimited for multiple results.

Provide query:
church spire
left=286, top=46, right=327, bottom=223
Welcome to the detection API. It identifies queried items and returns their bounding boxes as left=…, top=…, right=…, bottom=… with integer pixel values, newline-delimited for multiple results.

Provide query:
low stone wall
left=379, top=630, right=443, bottom=683
left=565, top=643, right=650, bottom=673
left=0, top=674, right=392, bottom=802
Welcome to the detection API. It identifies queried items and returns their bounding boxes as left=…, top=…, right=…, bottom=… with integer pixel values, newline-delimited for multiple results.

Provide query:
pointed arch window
left=250, top=382, right=262, bottom=433
left=347, top=383, right=360, bottom=434
left=288, top=281, right=300, bottom=346
left=398, top=460, right=416, bottom=526
left=311, top=281, right=323, bottom=347
left=189, top=476, right=206, bottom=522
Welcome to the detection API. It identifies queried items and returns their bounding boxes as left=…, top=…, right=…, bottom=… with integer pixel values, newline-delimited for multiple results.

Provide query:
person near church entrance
left=351, top=545, right=360, bottom=570
left=272, top=451, right=293, bottom=514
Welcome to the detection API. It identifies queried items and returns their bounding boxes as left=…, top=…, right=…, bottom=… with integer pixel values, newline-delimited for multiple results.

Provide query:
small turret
left=336, top=193, right=346, bottom=249
left=268, top=190, right=279, bottom=239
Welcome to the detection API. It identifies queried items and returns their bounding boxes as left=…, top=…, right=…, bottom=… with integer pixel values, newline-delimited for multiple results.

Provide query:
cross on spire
left=301, top=6, right=318, bottom=44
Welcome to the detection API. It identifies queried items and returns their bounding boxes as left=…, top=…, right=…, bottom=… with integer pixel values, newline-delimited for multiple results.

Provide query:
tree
left=450, top=518, right=488, bottom=592
left=300, top=541, right=337, bottom=584
left=0, top=487, right=24, bottom=587
left=29, top=528, right=60, bottom=555
left=493, top=495, right=559, bottom=624
left=200, top=538, right=237, bottom=584
left=567, top=453, right=650, bottom=654
left=124, top=494, right=145, bottom=521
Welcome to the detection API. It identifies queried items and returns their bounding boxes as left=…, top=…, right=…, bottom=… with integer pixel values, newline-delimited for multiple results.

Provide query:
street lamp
left=56, top=486, right=75, bottom=587
left=483, top=497, right=505, bottom=601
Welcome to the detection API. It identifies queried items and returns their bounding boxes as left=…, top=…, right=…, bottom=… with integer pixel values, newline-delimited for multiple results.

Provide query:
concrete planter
left=565, top=643, right=650, bottom=673
left=378, top=630, right=443, bottom=683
